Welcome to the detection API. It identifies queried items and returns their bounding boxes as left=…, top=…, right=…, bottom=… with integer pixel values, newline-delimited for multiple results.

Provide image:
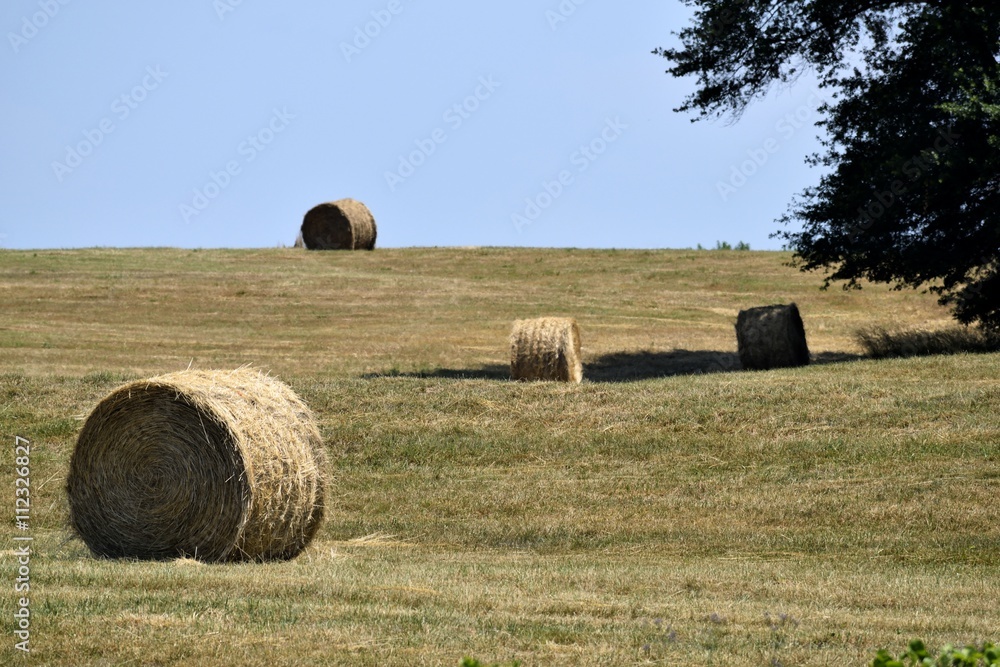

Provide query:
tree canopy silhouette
left=656, top=2, right=1000, bottom=328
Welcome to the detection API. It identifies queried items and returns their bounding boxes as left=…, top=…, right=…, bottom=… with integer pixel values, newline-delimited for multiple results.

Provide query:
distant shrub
left=856, top=325, right=1000, bottom=359
left=872, top=639, right=998, bottom=666
left=712, top=241, right=750, bottom=250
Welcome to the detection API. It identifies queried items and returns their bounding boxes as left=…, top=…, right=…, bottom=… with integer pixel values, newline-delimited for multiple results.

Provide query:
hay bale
left=67, top=369, right=326, bottom=562
left=735, top=303, right=810, bottom=370
left=510, top=317, right=583, bottom=383
left=300, top=198, right=377, bottom=250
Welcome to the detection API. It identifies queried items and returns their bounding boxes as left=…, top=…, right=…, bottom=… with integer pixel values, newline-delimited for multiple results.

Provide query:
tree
left=656, top=2, right=1000, bottom=328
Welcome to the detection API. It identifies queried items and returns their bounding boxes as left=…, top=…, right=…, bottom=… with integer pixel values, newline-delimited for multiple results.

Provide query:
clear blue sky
left=1, top=1, right=830, bottom=250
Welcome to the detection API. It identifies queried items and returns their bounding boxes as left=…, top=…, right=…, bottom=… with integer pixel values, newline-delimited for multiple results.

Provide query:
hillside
left=2, top=248, right=997, bottom=666
left=0, top=247, right=955, bottom=376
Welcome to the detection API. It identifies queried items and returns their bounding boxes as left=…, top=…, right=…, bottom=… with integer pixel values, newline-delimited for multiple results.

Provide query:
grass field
left=2, top=247, right=998, bottom=666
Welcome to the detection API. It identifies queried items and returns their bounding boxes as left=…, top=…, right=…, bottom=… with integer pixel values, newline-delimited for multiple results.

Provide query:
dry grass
left=68, top=368, right=326, bottom=562
left=0, top=247, right=956, bottom=378
left=1, top=247, right=998, bottom=666
left=509, top=317, right=583, bottom=383
left=856, top=324, right=1000, bottom=359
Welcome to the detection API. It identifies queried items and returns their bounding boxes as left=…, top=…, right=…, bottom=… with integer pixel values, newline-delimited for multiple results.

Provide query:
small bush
left=711, top=240, right=750, bottom=250
left=872, top=639, right=998, bottom=666
left=855, top=325, right=1000, bottom=359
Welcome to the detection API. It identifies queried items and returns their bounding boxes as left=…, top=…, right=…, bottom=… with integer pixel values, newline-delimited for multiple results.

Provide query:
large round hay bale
left=735, top=303, right=810, bottom=370
left=510, top=317, right=583, bottom=383
left=67, top=369, right=326, bottom=562
left=300, top=198, right=377, bottom=250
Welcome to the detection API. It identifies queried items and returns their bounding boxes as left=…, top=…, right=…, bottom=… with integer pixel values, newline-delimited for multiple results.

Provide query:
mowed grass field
left=2, top=247, right=998, bottom=666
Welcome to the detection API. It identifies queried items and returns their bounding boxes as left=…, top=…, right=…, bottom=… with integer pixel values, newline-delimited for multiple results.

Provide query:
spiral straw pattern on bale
left=735, top=303, right=810, bottom=370
left=67, top=369, right=326, bottom=562
left=300, top=198, right=377, bottom=250
left=510, top=317, right=583, bottom=383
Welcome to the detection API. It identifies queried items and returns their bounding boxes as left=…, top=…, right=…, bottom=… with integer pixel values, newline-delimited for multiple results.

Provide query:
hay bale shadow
left=812, top=351, right=865, bottom=365
left=361, top=351, right=863, bottom=383
left=585, top=349, right=741, bottom=382
left=586, top=349, right=864, bottom=382
left=362, top=364, right=510, bottom=380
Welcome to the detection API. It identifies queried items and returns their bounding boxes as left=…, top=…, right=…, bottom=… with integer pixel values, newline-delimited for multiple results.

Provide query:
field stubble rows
left=1, top=248, right=997, bottom=665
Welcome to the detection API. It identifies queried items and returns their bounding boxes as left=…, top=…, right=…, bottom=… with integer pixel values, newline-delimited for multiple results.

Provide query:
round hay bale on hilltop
left=735, top=303, right=810, bottom=370
left=510, top=317, right=583, bottom=383
left=67, top=369, right=326, bottom=562
left=300, top=199, right=377, bottom=250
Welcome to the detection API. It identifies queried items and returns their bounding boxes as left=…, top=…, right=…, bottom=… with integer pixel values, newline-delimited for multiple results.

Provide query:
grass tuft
left=855, top=325, right=1000, bottom=359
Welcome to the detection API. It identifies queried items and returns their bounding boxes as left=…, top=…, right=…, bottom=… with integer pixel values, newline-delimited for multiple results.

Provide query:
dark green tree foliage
left=656, top=2, right=1000, bottom=328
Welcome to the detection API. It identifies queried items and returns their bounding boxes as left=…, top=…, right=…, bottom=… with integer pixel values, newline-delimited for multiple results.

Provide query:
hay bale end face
left=300, top=198, right=377, bottom=250
left=735, top=303, right=810, bottom=370
left=67, top=369, right=326, bottom=562
left=510, top=317, right=583, bottom=383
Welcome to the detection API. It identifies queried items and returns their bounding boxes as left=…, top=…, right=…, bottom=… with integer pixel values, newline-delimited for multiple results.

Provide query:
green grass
left=1, top=247, right=998, bottom=666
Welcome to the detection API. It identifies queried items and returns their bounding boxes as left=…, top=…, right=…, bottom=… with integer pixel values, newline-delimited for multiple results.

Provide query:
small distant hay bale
left=67, top=369, right=326, bottom=562
left=300, top=198, right=377, bottom=250
left=735, top=303, right=810, bottom=370
left=510, top=317, right=583, bottom=383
